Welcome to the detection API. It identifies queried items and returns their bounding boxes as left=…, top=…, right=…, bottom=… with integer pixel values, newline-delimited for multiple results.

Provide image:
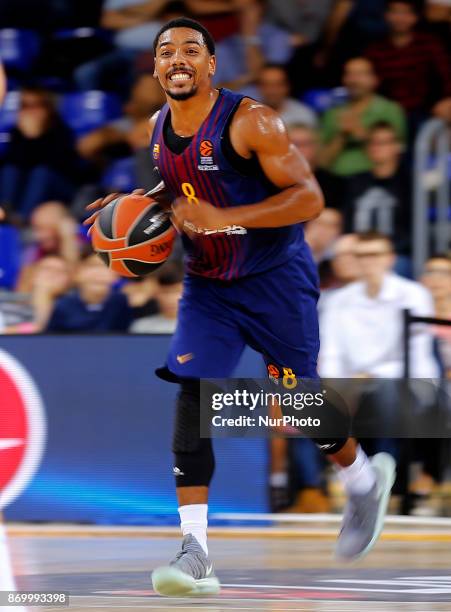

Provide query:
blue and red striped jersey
left=150, top=88, right=312, bottom=280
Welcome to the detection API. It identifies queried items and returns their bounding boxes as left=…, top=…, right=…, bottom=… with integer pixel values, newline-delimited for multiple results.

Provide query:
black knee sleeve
left=293, top=388, right=350, bottom=456
left=172, top=380, right=215, bottom=487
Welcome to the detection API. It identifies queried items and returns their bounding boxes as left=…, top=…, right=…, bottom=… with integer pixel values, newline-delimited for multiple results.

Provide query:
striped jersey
left=150, top=87, right=312, bottom=280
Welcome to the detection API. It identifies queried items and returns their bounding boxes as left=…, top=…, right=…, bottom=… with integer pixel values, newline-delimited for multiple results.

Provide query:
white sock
left=337, top=446, right=376, bottom=495
left=178, top=504, right=208, bottom=556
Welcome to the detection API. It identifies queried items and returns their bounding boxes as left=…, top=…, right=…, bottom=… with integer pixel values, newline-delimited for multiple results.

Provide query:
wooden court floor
left=7, top=526, right=451, bottom=612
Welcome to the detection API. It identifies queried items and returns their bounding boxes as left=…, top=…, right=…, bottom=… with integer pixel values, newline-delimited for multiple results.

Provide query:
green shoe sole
left=152, top=566, right=221, bottom=597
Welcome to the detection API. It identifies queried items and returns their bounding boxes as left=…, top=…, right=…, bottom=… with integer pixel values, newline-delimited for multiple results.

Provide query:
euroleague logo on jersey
left=198, top=139, right=218, bottom=171
left=0, top=349, right=46, bottom=510
left=199, top=140, right=213, bottom=156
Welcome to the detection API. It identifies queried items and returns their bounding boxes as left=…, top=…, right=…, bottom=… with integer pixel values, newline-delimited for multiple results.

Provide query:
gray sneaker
left=152, top=534, right=220, bottom=597
left=335, top=452, right=396, bottom=561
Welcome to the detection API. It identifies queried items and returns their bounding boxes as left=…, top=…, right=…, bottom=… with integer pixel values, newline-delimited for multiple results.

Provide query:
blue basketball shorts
left=163, top=256, right=320, bottom=381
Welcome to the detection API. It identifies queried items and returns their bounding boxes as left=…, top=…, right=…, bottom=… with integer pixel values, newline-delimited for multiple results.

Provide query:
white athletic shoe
left=152, top=534, right=220, bottom=597
left=335, top=452, right=396, bottom=561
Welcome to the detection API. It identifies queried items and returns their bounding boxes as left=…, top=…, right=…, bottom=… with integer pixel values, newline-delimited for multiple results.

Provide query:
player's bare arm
left=171, top=100, right=325, bottom=233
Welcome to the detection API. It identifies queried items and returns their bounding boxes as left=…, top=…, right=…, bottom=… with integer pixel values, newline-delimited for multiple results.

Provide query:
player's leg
left=237, top=260, right=395, bottom=561
left=0, top=514, right=15, bottom=591
left=152, top=379, right=220, bottom=597
left=0, top=514, right=27, bottom=612
left=152, top=278, right=245, bottom=596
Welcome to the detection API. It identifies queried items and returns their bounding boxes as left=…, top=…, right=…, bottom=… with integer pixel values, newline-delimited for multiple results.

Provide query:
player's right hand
left=83, top=189, right=146, bottom=228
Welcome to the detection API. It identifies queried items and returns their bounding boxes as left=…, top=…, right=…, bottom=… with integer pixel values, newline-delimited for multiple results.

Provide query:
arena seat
left=0, top=224, right=21, bottom=289
left=101, top=156, right=137, bottom=193
left=59, top=90, right=122, bottom=136
left=0, top=90, right=20, bottom=155
left=0, top=91, right=20, bottom=129
left=53, top=27, right=112, bottom=45
left=0, top=29, right=40, bottom=71
left=55, top=27, right=101, bottom=40
left=301, top=87, right=348, bottom=113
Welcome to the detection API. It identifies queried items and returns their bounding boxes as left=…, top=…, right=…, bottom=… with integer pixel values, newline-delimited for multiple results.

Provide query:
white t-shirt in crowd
left=319, top=272, right=440, bottom=379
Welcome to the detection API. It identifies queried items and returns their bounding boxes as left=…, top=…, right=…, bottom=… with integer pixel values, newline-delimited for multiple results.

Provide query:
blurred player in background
left=0, top=60, right=27, bottom=612
left=0, top=62, right=4, bottom=221
left=86, top=18, right=396, bottom=597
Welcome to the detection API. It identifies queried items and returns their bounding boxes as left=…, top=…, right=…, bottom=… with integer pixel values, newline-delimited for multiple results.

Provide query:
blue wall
left=2, top=335, right=268, bottom=524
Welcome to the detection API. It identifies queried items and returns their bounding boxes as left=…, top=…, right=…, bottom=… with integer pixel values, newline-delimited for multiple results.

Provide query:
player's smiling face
left=154, top=27, right=215, bottom=101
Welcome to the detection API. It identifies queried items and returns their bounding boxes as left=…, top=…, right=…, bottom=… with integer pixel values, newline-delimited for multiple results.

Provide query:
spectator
left=315, top=0, right=388, bottom=83
left=269, top=410, right=331, bottom=514
left=421, top=254, right=451, bottom=377
left=130, top=263, right=183, bottom=333
left=46, top=252, right=132, bottom=333
left=305, top=208, right=344, bottom=288
left=282, top=439, right=331, bottom=513
left=288, top=123, right=345, bottom=209
left=366, top=0, right=451, bottom=127
left=269, top=436, right=291, bottom=512
left=343, top=122, right=411, bottom=272
left=0, top=87, right=82, bottom=220
left=320, top=231, right=439, bottom=378
left=186, top=0, right=266, bottom=89
left=122, top=275, right=159, bottom=320
left=29, top=256, right=73, bottom=333
left=74, top=0, right=180, bottom=93
left=328, top=233, right=361, bottom=288
left=34, top=1, right=109, bottom=88
left=319, top=57, right=406, bottom=176
left=317, top=233, right=362, bottom=295
left=1, top=255, right=73, bottom=334
left=425, top=0, right=451, bottom=50
left=407, top=254, right=451, bottom=509
left=319, top=231, right=440, bottom=471
left=257, top=65, right=317, bottom=128
left=16, top=202, right=81, bottom=294
left=77, top=74, right=165, bottom=165
left=265, top=0, right=334, bottom=94
left=74, top=0, right=265, bottom=94
left=304, top=208, right=343, bottom=263
left=0, top=290, right=34, bottom=333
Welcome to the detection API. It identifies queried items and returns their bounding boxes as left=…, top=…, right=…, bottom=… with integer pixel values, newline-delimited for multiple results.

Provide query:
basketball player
left=0, top=62, right=6, bottom=223
left=86, top=18, right=396, bottom=597
left=0, top=60, right=27, bottom=612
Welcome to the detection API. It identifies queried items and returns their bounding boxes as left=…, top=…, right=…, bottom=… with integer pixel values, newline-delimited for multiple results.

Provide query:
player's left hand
left=172, top=197, right=227, bottom=235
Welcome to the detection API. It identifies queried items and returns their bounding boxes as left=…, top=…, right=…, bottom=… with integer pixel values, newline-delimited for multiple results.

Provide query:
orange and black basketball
left=90, top=194, right=176, bottom=278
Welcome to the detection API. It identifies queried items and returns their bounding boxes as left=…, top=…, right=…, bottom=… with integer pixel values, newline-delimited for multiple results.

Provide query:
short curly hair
left=153, top=17, right=215, bottom=56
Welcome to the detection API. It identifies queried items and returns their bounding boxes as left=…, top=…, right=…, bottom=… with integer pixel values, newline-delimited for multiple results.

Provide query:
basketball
left=90, top=194, right=176, bottom=278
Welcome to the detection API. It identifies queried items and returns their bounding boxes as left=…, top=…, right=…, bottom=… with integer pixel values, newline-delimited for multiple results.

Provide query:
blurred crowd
left=0, top=0, right=450, bottom=514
